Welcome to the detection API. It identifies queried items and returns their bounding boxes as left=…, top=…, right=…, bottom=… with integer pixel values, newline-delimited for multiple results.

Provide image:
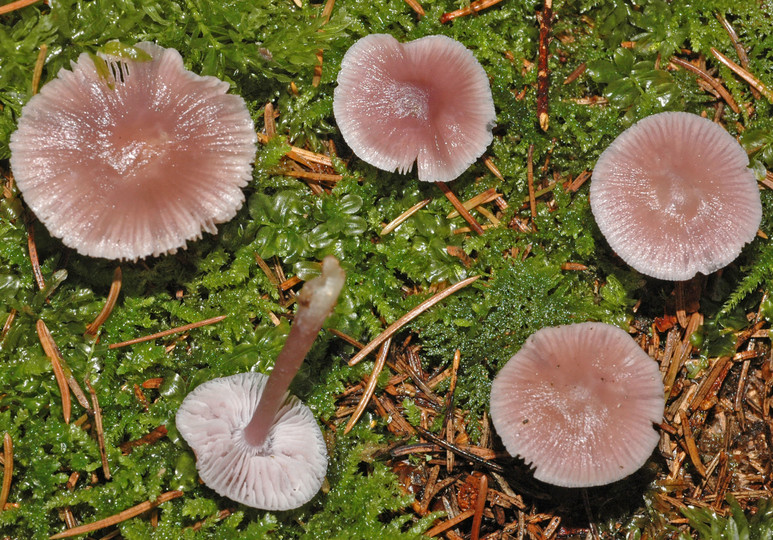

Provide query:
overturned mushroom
left=10, top=42, right=257, bottom=260
left=176, top=256, right=345, bottom=510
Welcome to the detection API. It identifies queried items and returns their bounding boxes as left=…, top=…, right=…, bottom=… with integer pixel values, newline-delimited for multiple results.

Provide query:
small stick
left=85, top=267, right=122, bottom=336
left=669, top=57, right=740, bottom=114
left=36, top=320, right=91, bottom=412
left=36, top=320, right=71, bottom=423
left=440, top=0, right=503, bottom=24
left=582, top=488, right=600, bottom=540
left=49, top=491, right=184, bottom=539
left=381, top=199, right=431, bottom=235
left=0, top=0, right=42, bottom=15
left=26, top=221, right=45, bottom=291
left=537, top=0, right=553, bottom=131
left=0, top=433, right=12, bottom=511
left=85, top=379, right=111, bottom=480
left=349, top=275, right=480, bottom=366
left=31, top=44, right=48, bottom=95
left=470, top=474, right=488, bottom=540
left=526, top=144, right=537, bottom=228
left=437, top=182, right=485, bottom=235
left=711, top=47, right=773, bottom=103
left=108, top=315, right=226, bottom=349
left=403, top=0, right=424, bottom=17
left=344, top=337, right=392, bottom=434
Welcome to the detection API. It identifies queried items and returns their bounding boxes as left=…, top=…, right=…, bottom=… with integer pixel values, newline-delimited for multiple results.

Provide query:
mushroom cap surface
left=490, top=322, right=664, bottom=488
left=175, top=372, right=328, bottom=510
left=333, top=34, right=496, bottom=183
left=590, top=111, right=761, bottom=281
left=10, top=42, right=257, bottom=260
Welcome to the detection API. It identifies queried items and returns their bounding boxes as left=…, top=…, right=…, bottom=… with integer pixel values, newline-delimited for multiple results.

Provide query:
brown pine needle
left=85, top=266, right=122, bottom=336
left=31, top=44, right=47, bottom=95
left=446, top=188, right=501, bottom=219
left=312, top=50, right=323, bottom=87
left=321, top=0, right=334, bottom=23
left=49, top=491, right=183, bottom=539
left=1, top=309, right=16, bottom=342
left=403, top=0, right=424, bottom=17
left=381, top=199, right=431, bottom=235
left=253, top=253, right=280, bottom=287
left=669, top=56, right=740, bottom=114
left=86, top=379, right=110, bottom=480
left=327, top=328, right=366, bottom=350
left=108, top=315, right=227, bottom=349
left=26, top=222, right=45, bottom=291
left=563, top=62, right=586, bottom=85
left=36, top=319, right=91, bottom=413
left=711, top=47, right=773, bottom=103
left=36, top=320, right=71, bottom=423
left=264, top=102, right=276, bottom=139
left=715, top=13, right=756, bottom=99
left=0, top=0, right=42, bottom=15
left=470, top=474, right=488, bottom=540
left=281, top=170, right=342, bottom=183
left=440, top=0, right=503, bottom=24
left=527, top=144, right=537, bottom=227
left=426, top=509, right=476, bottom=536
left=0, top=433, right=12, bottom=512
left=344, top=337, right=391, bottom=434
left=482, top=155, right=504, bottom=181
left=349, top=276, right=480, bottom=366
left=437, top=183, right=485, bottom=235
left=680, top=411, right=707, bottom=477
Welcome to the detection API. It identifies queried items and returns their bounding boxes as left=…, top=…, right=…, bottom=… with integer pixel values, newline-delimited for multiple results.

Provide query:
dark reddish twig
left=537, top=0, right=553, bottom=131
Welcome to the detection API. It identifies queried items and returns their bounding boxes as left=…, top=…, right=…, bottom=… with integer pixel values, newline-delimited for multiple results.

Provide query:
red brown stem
left=537, top=0, right=553, bottom=131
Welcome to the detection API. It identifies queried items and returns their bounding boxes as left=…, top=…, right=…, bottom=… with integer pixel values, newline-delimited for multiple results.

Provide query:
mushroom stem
left=243, top=256, right=345, bottom=448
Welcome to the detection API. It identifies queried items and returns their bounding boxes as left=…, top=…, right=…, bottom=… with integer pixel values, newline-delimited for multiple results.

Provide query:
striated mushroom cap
left=10, top=42, right=257, bottom=261
left=176, top=372, right=327, bottom=511
left=490, top=322, right=664, bottom=488
left=590, top=111, right=761, bottom=281
left=333, top=34, right=496, bottom=183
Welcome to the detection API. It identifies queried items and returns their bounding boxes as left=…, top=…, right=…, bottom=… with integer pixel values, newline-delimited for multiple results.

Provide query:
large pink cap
left=176, top=372, right=328, bottom=511
left=10, top=42, right=257, bottom=260
left=333, top=34, right=496, bottom=183
left=490, top=322, right=664, bottom=488
left=590, top=111, right=761, bottom=281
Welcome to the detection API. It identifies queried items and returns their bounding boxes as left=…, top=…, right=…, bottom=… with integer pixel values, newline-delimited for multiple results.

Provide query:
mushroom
left=334, top=34, right=496, bottom=183
left=590, top=111, right=761, bottom=281
left=175, top=256, right=345, bottom=510
left=489, top=322, right=664, bottom=488
left=10, top=42, right=257, bottom=261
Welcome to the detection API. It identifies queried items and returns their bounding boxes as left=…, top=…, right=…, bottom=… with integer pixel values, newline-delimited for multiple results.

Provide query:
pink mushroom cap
left=490, top=322, right=664, bottom=488
left=590, top=111, right=761, bottom=281
left=175, top=372, right=328, bottom=510
left=10, top=42, right=257, bottom=260
left=333, top=34, right=496, bottom=183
